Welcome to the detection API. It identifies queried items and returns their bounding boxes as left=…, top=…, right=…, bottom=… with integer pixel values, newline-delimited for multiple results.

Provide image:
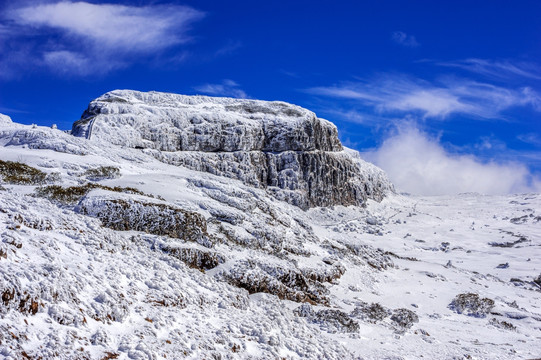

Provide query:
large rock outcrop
left=72, top=90, right=392, bottom=208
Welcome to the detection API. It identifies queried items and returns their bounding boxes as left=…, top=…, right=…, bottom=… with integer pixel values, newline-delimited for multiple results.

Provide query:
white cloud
left=194, top=80, right=248, bottom=98
left=388, top=89, right=467, bottom=118
left=215, top=40, right=243, bottom=57
left=10, top=2, right=203, bottom=52
left=391, top=31, right=419, bottom=47
left=363, top=126, right=541, bottom=195
left=308, top=75, right=541, bottom=119
left=2, top=1, right=204, bottom=76
left=42, top=50, right=115, bottom=76
left=517, top=133, right=541, bottom=146
left=439, top=58, right=541, bottom=80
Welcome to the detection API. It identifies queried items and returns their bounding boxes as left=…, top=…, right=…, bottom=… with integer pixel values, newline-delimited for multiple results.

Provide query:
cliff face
left=72, top=90, right=392, bottom=208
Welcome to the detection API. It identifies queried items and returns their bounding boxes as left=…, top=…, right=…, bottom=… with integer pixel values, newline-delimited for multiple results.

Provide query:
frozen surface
left=0, top=112, right=540, bottom=359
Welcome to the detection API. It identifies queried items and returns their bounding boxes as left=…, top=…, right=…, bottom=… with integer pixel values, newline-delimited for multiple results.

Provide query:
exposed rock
left=161, top=245, right=224, bottom=271
left=534, top=274, right=541, bottom=287
left=72, top=90, right=393, bottom=208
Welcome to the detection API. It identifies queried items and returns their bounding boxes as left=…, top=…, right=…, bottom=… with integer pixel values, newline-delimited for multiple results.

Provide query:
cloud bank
left=363, top=126, right=541, bottom=195
left=1, top=1, right=204, bottom=77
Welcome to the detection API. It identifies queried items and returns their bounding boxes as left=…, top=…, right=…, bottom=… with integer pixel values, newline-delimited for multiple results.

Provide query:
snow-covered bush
left=449, top=293, right=495, bottom=318
left=0, top=160, right=57, bottom=185
left=390, top=308, right=419, bottom=332
left=84, top=166, right=120, bottom=181
left=351, top=302, right=391, bottom=323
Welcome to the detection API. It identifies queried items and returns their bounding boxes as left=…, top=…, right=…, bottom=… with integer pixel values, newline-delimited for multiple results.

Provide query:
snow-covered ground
left=0, top=114, right=540, bottom=359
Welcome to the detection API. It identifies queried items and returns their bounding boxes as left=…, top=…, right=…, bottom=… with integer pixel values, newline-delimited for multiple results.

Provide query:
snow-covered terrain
left=0, top=93, right=540, bottom=360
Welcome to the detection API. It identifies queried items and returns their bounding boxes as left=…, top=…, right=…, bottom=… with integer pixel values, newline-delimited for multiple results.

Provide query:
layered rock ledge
left=72, top=90, right=392, bottom=208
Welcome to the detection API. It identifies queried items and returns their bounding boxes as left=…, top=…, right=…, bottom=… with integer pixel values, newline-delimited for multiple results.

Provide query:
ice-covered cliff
left=72, top=90, right=392, bottom=208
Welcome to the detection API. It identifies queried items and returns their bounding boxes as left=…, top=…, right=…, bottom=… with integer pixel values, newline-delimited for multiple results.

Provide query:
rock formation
left=72, top=90, right=392, bottom=208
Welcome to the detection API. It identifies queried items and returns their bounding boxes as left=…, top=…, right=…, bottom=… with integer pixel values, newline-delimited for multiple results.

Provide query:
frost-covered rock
left=0, top=114, right=12, bottom=125
left=219, top=260, right=330, bottom=304
left=76, top=192, right=208, bottom=243
left=294, top=304, right=360, bottom=333
left=72, top=90, right=393, bottom=208
left=73, top=90, right=342, bottom=152
left=161, top=244, right=225, bottom=270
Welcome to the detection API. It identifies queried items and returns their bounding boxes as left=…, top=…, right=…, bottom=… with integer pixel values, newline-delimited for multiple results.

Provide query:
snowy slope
left=0, top=101, right=540, bottom=360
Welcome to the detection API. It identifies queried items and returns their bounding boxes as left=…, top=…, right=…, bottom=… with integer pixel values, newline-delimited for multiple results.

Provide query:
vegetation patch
left=390, top=308, right=419, bottom=332
left=294, top=303, right=360, bottom=333
left=1, top=286, right=40, bottom=316
left=449, top=293, right=495, bottom=318
left=489, top=318, right=516, bottom=331
left=84, top=166, right=121, bottom=181
left=0, top=160, right=58, bottom=185
left=35, top=183, right=145, bottom=205
left=351, top=302, right=390, bottom=323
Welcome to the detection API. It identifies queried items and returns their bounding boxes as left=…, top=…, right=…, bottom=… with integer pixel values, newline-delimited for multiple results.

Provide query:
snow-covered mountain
left=0, top=91, right=539, bottom=359
left=71, top=90, right=391, bottom=209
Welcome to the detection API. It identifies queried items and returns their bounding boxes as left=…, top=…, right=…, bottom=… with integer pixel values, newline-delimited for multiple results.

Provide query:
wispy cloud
left=391, top=31, right=419, bottom=48
left=307, top=75, right=541, bottom=119
left=278, top=69, right=300, bottom=78
left=1, top=1, right=204, bottom=77
left=363, top=125, right=541, bottom=195
left=438, top=58, right=541, bottom=80
left=194, top=79, right=248, bottom=98
left=215, top=40, right=243, bottom=57
left=517, top=133, right=541, bottom=146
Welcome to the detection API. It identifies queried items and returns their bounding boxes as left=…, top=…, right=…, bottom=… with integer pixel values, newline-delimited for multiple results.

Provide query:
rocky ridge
left=72, top=90, right=392, bottom=209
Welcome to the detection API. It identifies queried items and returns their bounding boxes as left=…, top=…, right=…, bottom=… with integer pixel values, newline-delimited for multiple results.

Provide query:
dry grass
left=35, top=183, right=145, bottom=205
left=0, top=160, right=58, bottom=185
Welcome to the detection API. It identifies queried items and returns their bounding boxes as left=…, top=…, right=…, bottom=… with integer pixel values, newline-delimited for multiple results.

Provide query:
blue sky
left=1, top=0, right=540, bottom=194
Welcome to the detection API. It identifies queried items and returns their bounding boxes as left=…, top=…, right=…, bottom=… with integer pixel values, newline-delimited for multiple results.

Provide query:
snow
left=0, top=107, right=540, bottom=359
